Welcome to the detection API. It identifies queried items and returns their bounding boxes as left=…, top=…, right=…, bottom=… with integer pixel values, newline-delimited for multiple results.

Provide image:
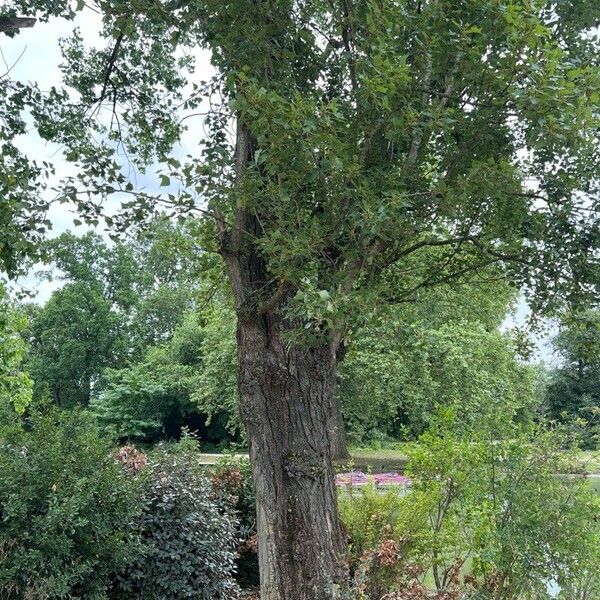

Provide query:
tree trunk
left=237, top=316, right=349, bottom=599
left=328, top=393, right=350, bottom=461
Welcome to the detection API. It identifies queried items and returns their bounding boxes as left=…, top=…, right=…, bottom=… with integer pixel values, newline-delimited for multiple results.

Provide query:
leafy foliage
left=545, top=310, right=600, bottom=448
left=0, top=406, right=140, bottom=599
left=91, top=307, right=239, bottom=444
left=190, top=303, right=239, bottom=436
left=0, top=284, right=32, bottom=416
left=23, top=220, right=209, bottom=409
left=25, top=281, right=123, bottom=407
left=2, top=1, right=598, bottom=316
left=211, top=455, right=259, bottom=587
left=112, top=439, right=240, bottom=600
left=339, top=410, right=600, bottom=600
left=340, top=281, right=536, bottom=442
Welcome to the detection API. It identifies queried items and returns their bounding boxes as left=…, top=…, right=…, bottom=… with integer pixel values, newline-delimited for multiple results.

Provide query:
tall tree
left=0, top=284, right=32, bottom=418
left=340, top=278, right=538, bottom=442
left=545, top=310, right=600, bottom=448
left=23, top=222, right=205, bottom=407
left=2, top=2, right=600, bottom=597
left=25, top=281, right=123, bottom=406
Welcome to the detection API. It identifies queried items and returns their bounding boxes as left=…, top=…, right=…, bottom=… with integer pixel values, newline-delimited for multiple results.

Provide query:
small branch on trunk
left=96, top=32, right=124, bottom=105
left=231, top=120, right=255, bottom=252
left=259, top=283, right=292, bottom=315
left=470, top=239, right=533, bottom=267
left=0, top=16, right=35, bottom=33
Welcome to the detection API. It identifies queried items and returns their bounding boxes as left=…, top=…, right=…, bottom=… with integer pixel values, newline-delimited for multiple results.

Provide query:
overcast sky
left=2, top=11, right=557, bottom=363
left=4, top=11, right=212, bottom=299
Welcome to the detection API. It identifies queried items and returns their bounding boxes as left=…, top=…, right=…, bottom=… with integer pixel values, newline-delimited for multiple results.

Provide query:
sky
left=1, top=11, right=558, bottom=364
left=3, top=10, right=213, bottom=300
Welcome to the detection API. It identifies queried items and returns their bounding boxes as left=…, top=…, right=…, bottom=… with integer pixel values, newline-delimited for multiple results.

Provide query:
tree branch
left=0, top=16, right=35, bottom=34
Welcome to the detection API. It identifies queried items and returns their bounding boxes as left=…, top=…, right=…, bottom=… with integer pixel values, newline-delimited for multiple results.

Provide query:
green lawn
left=344, top=446, right=409, bottom=472
left=196, top=446, right=599, bottom=476
left=576, top=450, right=600, bottom=474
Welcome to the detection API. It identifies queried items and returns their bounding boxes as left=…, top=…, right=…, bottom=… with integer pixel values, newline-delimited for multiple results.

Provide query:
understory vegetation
left=17, top=222, right=598, bottom=452
left=0, top=240, right=598, bottom=598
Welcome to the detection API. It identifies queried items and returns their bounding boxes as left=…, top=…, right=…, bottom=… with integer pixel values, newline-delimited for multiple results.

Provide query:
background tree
left=340, top=278, right=538, bottom=443
left=23, top=219, right=210, bottom=406
left=91, top=307, right=240, bottom=446
left=2, top=2, right=600, bottom=597
left=545, top=310, right=600, bottom=448
left=26, top=281, right=122, bottom=407
left=0, top=284, right=32, bottom=417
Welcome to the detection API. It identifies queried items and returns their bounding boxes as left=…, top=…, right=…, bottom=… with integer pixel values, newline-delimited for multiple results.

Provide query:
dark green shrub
left=0, top=406, right=140, bottom=599
left=113, top=441, right=240, bottom=599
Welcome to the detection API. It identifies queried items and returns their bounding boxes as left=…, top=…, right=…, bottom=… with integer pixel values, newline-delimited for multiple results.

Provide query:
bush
left=338, top=484, right=431, bottom=599
left=339, top=412, right=600, bottom=600
left=404, top=416, right=600, bottom=599
left=211, top=455, right=258, bottom=587
left=0, top=406, right=139, bottom=599
left=113, top=439, right=240, bottom=599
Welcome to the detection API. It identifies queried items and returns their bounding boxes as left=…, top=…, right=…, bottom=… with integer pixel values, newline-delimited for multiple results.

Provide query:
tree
left=24, top=221, right=209, bottom=407
left=25, top=281, right=123, bottom=406
left=91, top=307, right=240, bottom=445
left=41, top=220, right=205, bottom=355
left=2, top=2, right=600, bottom=597
left=0, top=284, right=32, bottom=417
left=340, top=280, right=538, bottom=443
left=545, top=310, right=600, bottom=448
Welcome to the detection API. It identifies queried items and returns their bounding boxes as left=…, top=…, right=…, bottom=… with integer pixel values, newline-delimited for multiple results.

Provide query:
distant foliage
left=191, top=304, right=240, bottom=436
left=91, top=361, right=181, bottom=440
left=0, top=285, right=32, bottom=417
left=90, top=304, right=240, bottom=445
left=112, top=439, right=240, bottom=599
left=0, top=407, right=139, bottom=599
left=545, top=310, right=600, bottom=449
left=22, top=220, right=211, bottom=411
left=25, top=281, right=123, bottom=407
left=340, top=309, right=537, bottom=443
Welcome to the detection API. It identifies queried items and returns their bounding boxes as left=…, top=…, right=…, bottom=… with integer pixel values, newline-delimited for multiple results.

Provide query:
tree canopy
left=0, top=1, right=598, bottom=317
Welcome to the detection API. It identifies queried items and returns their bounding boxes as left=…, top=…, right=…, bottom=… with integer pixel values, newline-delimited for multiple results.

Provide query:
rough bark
left=328, top=393, right=350, bottom=462
left=221, top=118, right=350, bottom=598
left=237, top=316, right=349, bottom=599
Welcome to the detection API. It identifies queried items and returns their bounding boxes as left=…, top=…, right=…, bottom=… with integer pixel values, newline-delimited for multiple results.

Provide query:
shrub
left=0, top=406, right=140, bottom=599
left=211, top=455, right=259, bottom=588
left=113, top=440, right=240, bottom=599
left=404, top=416, right=600, bottom=599
left=339, top=412, right=600, bottom=600
left=338, top=484, right=430, bottom=599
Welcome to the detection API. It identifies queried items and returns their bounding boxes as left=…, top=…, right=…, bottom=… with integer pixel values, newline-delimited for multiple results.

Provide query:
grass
left=350, top=446, right=409, bottom=460
left=576, top=449, right=600, bottom=474
left=343, top=445, right=410, bottom=472
left=194, top=445, right=600, bottom=476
